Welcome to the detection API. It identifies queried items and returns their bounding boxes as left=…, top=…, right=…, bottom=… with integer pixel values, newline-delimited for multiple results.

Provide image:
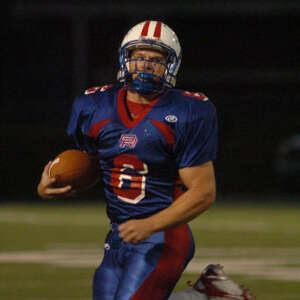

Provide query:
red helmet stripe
left=153, top=21, right=162, bottom=38
left=141, top=20, right=150, bottom=36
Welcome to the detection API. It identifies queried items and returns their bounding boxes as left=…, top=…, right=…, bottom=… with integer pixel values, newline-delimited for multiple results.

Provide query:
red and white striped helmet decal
left=153, top=21, right=162, bottom=38
left=141, top=20, right=150, bottom=36
left=141, top=21, right=162, bottom=38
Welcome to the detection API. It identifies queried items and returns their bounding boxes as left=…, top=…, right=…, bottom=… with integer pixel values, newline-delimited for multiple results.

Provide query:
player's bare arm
left=37, top=161, right=73, bottom=199
left=118, top=160, right=216, bottom=243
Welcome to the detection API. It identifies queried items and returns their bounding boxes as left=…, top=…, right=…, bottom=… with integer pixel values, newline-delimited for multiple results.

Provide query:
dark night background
left=1, top=1, right=300, bottom=202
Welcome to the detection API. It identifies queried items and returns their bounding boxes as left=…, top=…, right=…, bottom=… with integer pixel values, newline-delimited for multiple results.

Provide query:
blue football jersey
left=67, top=84, right=218, bottom=223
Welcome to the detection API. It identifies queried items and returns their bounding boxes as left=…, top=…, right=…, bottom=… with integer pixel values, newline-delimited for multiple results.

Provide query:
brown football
left=49, top=149, right=99, bottom=190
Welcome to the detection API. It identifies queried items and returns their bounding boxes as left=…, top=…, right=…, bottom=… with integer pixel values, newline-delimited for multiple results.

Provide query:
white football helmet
left=117, top=20, right=182, bottom=94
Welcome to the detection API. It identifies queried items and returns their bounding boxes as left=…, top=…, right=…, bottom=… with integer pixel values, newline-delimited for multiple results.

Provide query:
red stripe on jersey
left=127, top=99, right=150, bottom=119
left=117, top=87, right=161, bottom=129
left=151, top=120, right=175, bottom=147
left=130, top=224, right=192, bottom=299
left=141, top=20, right=150, bottom=36
left=87, top=119, right=111, bottom=139
left=153, top=21, right=162, bottom=38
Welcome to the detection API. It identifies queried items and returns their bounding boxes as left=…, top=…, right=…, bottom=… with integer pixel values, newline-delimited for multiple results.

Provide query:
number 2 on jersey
left=110, top=154, right=148, bottom=204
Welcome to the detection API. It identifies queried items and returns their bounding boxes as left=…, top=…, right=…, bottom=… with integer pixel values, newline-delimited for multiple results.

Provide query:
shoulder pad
left=180, top=90, right=209, bottom=101
left=84, top=84, right=113, bottom=95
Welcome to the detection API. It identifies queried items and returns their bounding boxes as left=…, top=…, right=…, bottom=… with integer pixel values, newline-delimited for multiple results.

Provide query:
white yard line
left=194, top=247, right=300, bottom=257
left=190, top=221, right=275, bottom=232
left=0, top=247, right=300, bottom=281
left=187, top=257, right=300, bottom=281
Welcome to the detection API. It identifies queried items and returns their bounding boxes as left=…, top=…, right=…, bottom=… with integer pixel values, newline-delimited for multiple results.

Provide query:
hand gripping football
left=49, top=149, right=100, bottom=190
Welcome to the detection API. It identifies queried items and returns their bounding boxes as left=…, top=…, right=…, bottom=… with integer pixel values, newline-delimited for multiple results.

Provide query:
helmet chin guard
left=129, top=72, right=163, bottom=94
left=117, top=20, right=182, bottom=94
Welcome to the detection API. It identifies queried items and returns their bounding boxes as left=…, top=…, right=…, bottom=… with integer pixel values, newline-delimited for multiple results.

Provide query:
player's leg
left=93, top=230, right=122, bottom=300
left=116, top=223, right=195, bottom=300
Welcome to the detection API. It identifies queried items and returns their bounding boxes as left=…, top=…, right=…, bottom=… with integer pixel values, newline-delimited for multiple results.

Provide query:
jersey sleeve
left=175, top=101, right=218, bottom=169
left=66, top=96, right=98, bottom=153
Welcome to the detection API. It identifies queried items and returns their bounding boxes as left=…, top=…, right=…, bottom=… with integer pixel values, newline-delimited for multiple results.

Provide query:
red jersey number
left=181, top=90, right=208, bottom=101
left=85, top=84, right=113, bottom=95
left=110, top=154, right=148, bottom=204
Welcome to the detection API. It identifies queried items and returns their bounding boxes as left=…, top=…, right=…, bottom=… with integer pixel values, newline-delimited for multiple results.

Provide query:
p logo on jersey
left=120, top=134, right=138, bottom=149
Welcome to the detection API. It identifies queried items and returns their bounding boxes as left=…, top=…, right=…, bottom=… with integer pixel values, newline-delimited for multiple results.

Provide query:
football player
left=37, top=20, right=218, bottom=300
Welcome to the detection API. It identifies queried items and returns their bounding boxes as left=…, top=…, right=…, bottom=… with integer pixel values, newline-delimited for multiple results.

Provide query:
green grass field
left=1, top=197, right=300, bottom=300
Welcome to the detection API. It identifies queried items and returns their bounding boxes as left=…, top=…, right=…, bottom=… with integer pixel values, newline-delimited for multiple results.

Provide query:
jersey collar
left=117, top=87, right=163, bottom=129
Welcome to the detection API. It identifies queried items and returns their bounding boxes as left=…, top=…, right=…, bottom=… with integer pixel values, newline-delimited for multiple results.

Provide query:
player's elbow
left=203, top=187, right=216, bottom=209
left=196, top=184, right=216, bottom=212
left=188, top=187, right=216, bottom=218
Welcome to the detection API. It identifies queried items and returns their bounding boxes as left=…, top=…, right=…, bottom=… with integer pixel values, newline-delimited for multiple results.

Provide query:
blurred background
left=1, top=0, right=300, bottom=202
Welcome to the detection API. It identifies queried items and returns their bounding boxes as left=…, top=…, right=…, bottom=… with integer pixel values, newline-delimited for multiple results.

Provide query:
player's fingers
left=118, top=220, right=136, bottom=231
left=42, top=161, right=54, bottom=181
left=119, top=225, right=142, bottom=243
left=131, top=238, right=140, bottom=244
left=118, top=223, right=134, bottom=238
left=43, top=186, right=73, bottom=200
left=43, top=161, right=52, bottom=173
left=46, top=185, right=72, bottom=196
left=43, top=175, right=56, bottom=188
left=122, top=232, right=138, bottom=244
left=118, top=227, right=130, bottom=238
left=49, top=177, right=56, bottom=184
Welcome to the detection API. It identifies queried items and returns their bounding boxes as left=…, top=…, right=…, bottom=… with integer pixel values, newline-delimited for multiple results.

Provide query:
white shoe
left=191, top=264, right=255, bottom=300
